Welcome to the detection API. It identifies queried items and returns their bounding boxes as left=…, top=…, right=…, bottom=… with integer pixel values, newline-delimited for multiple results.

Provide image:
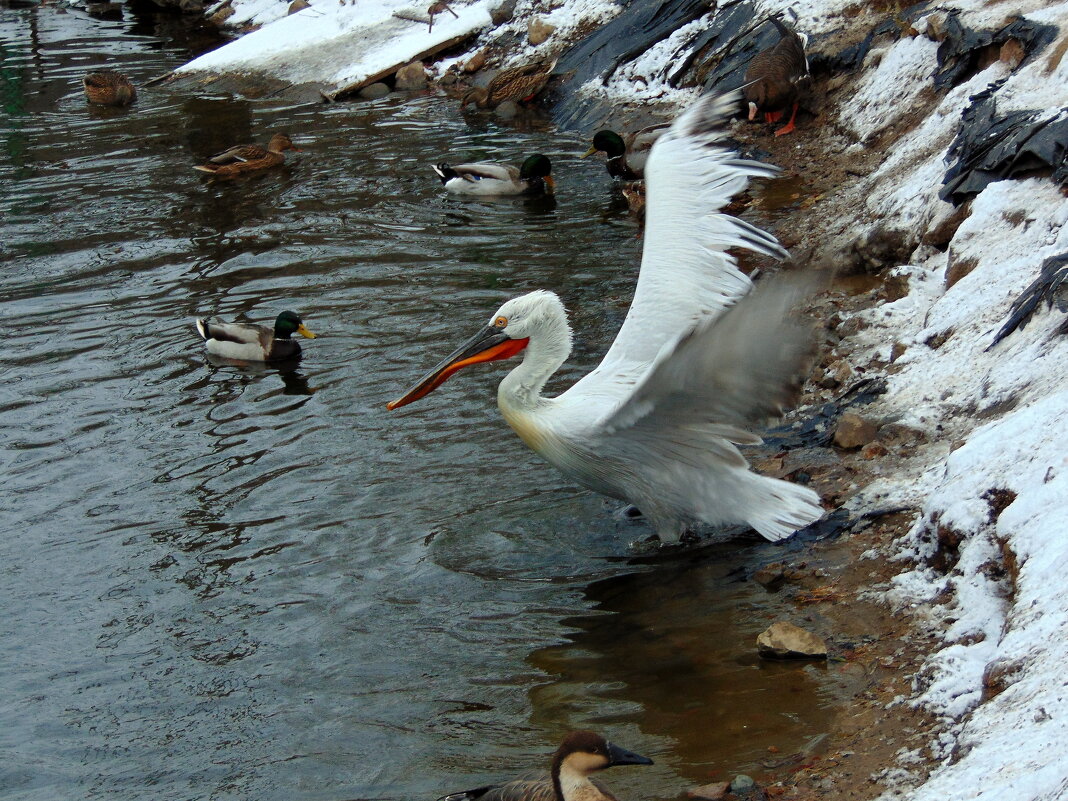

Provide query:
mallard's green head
left=584, top=130, right=626, bottom=159
left=275, top=310, right=316, bottom=340
left=520, top=154, right=552, bottom=180
left=519, top=154, right=554, bottom=192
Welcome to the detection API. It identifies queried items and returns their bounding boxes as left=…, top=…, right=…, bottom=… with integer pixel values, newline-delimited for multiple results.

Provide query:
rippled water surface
left=2, top=7, right=852, bottom=800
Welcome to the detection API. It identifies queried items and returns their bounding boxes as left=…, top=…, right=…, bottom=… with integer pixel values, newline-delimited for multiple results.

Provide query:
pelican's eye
left=494, top=316, right=508, bottom=328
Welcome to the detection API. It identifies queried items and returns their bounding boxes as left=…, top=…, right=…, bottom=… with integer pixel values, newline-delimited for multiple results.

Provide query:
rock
left=860, top=442, right=888, bottom=460
left=358, top=82, right=390, bottom=100
left=528, top=18, right=556, bottom=46
left=463, top=50, right=487, bottom=73
left=287, top=0, right=309, bottom=13
left=851, top=226, right=913, bottom=274
left=494, top=100, right=519, bottom=118
left=209, top=3, right=234, bottom=23
left=945, top=252, right=978, bottom=288
left=1000, top=37, right=1026, bottom=69
left=925, top=12, right=949, bottom=42
left=731, top=776, right=756, bottom=792
left=439, top=71, right=458, bottom=86
left=729, top=774, right=768, bottom=801
left=757, top=621, right=828, bottom=659
left=921, top=201, right=971, bottom=250
left=833, top=412, right=878, bottom=449
left=395, top=61, right=427, bottom=90
left=889, top=341, right=908, bottom=363
left=490, top=0, right=516, bottom=25
left=687, top=782, right=730, bottom=800
left=753, top=563, right=786, bottom=590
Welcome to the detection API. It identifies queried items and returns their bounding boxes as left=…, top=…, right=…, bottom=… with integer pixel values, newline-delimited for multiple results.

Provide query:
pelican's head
left=552, top=731, right=653, bottom=786
left=387, top=291, right=569, bottom=411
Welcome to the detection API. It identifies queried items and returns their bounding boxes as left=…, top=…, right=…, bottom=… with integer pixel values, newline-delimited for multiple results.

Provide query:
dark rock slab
left=933, top=12, right=1059, bottom=90
left=940, top=80, right=1068, bottom=205
left=988, top=252, right=1068, bottom=349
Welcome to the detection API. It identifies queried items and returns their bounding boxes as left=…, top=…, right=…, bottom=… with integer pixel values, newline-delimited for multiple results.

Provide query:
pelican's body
left=433, top=155, right=554, bottom=196
left=390, top=92, right=823, bottom=543
left=439, top=731, right=652, bottom=801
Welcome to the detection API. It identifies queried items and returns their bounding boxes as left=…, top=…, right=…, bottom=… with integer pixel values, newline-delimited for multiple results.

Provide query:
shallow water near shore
left=2, top=7, right=860, bottom=800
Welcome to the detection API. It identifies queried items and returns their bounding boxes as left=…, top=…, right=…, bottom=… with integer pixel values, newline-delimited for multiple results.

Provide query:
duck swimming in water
left=388, top=91, right=823, bottom=544
left=195, top=310, right=316, bottom=362
left=83, top=70, right=137, bottom=106
left=580, top=126, right=667, bottom=181
left=433, top=155, right=554, bottom=196
left=438, top=731, right=652, bottom=801
left=193, top=133, right=301, bottom=177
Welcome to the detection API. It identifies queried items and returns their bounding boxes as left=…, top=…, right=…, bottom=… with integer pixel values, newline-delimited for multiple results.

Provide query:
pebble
left=687, top=781, right=730, bottom=800
left=463, top=49, right=487, bottom=73
left=394, top=61, right=427, bottom=90
left=757, top=621, right=828, bottom=659
left=833, top=412, right=878, bottom=449
left=358, top=82, right=390, bottom=100
left=287, top=0, right=309, bottom=13
left=528, top=18, right=556, bottom=45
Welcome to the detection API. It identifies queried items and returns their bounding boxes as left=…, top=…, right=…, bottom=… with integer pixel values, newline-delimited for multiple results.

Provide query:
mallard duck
left=83, top=71, right=137, bottom=106
left=438, top=731, right=653, bottom=801
left=432, top=154, right=554, bottom=196
left=461, top=61, right=555, bottom=109
left=193, top=133, right=301, bottom=177
left=744, top=16, right=810, bottom=136
left=195, top=311, right=316, bottom=361
left=580, top=125, right=667, bottom=181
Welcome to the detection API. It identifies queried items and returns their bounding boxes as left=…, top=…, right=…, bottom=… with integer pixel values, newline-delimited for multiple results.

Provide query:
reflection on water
left=0, top=5, right=847, bottom=801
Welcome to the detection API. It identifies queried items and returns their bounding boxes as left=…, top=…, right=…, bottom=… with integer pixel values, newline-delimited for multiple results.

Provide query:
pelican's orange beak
left=387, top=325, right=529, bottom=410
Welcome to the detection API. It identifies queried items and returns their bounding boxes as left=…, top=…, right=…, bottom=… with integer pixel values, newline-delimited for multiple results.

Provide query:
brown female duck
left=743, top=17, right=810, bottom=136
left=438, top=731, right=653, bottom=801
left=83, top=71, right=137, bottom=106
left=193, top=133, right=301, bottom=177
left=461, top=61, right=555, bottom=110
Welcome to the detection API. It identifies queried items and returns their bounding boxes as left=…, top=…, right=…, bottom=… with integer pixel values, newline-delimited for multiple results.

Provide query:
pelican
left=438, top=731, right=652, bottom=801
left=388, top=91, right=823, bottom=543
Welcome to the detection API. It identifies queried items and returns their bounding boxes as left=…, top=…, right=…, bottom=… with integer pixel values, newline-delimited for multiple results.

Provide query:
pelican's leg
left=774, top=102, right=799, bottom=137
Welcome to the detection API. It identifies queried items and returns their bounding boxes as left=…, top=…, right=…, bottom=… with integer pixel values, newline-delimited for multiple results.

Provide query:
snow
left=178, top=0, right=495, bottom=91
left=176, top=0, right=1068, bottom=796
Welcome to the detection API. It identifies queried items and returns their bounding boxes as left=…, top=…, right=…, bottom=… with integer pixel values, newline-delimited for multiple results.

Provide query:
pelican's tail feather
left=742, top=473, right=823, bottom=541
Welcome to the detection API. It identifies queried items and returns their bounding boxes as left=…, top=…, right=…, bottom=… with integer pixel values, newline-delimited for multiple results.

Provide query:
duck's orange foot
left=774, top=120, right=796, bottom=136
left=764, top=110, right=783, bottom=124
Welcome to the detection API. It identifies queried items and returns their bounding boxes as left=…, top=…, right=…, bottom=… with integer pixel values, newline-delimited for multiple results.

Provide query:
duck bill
left=386, top=326, right=529, bottom=411
left=605, top=742, right=654, bottom=767
left=544, top=175, right=556, bottom=193
left=297, top=324, right=316, bottom=339
left=580, top=146, right=598, bottom=159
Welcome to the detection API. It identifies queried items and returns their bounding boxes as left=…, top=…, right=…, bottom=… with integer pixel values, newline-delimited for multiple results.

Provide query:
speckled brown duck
left=193, top=133, right=301, bottom=177
left=83, top=70, right=137, bottom=106
left=743, top=16, right=810, bottom=136
left=461, top=60, right=556, bottom=110
left=437, top=731, right=653, bottom=801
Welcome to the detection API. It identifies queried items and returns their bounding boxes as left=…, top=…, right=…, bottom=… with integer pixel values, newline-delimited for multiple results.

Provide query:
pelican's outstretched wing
left=564, top=91, right=785, bottom=411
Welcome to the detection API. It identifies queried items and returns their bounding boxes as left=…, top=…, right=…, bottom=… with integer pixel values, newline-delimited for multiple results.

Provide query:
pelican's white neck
left=497, top=297, right=572, bottom=412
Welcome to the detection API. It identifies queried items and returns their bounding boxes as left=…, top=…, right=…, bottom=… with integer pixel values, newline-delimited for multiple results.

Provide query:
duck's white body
left=392, top=92, right=823, bottom=543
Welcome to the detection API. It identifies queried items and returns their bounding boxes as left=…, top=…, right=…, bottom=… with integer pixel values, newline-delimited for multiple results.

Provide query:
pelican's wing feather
left=450, top=163, right=520, bottom=183
left=600, top=274, right=817, bottom=436
left=564, top=91, right=786, bottom=410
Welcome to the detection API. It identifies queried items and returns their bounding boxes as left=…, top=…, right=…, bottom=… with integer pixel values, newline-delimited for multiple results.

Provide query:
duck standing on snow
left=193, top=133, right=301, bottom=177
left=83, top=70, right=137, bottom=106
left=743, top=16, right=810, bottom=137
left=433, top=154, right=554, bottom=196
left=388, top=91, right=824, bottom=544
left=195, top=311, right=316, bottom=362
left=437, top=731, right=652, bottom=801
left=580, top=126, right=666, bottom=181
left=460, top=61, right=555, bottom=109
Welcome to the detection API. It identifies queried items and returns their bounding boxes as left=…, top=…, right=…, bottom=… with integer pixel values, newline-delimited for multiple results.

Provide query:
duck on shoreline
left=744, top=16, right=810, bottom=137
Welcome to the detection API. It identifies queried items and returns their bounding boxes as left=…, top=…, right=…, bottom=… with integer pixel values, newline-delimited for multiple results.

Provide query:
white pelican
left=438, top=731, right=652, bottom=801
left=388, top=91, right=823, bottom=543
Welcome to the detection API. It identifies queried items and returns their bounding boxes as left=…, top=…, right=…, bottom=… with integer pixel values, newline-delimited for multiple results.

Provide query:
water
left=1, top=7, right=855, bottom=800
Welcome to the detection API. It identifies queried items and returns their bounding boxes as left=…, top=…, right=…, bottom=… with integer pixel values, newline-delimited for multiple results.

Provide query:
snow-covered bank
left=177, top=0, right=495, bottom=93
